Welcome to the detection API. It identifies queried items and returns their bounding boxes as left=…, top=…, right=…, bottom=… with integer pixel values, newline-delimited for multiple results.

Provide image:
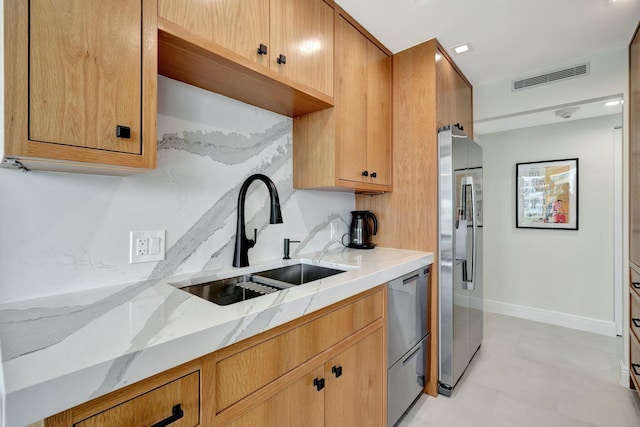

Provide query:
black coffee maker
left=345, top=210, right=378, bottom=249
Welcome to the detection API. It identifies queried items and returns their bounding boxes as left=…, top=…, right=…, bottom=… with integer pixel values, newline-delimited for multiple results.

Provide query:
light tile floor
left=398, top=312, right=640, bottom=427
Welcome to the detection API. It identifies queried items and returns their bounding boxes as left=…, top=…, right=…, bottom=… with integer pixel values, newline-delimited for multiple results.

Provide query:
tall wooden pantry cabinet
left=356, top=39, right=473, bottom=396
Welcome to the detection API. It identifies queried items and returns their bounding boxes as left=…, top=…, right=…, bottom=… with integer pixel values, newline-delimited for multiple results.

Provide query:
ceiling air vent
left=512, top=63, right=590, bottom=91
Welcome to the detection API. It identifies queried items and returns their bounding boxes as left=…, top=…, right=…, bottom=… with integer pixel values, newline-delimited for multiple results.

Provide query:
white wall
left=0, top=76, right=355, bottom=303
left=474, top=48, right=628, bottom=120
left=478, top=114, right=621, bottom=334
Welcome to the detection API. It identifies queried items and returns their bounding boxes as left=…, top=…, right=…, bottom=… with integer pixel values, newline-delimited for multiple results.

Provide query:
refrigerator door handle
left=460, top=176, right=477, bottom=291
left=468, top=177, right=478, bottom=291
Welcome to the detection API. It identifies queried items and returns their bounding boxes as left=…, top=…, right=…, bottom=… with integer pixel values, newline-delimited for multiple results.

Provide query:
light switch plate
left=130, top=230, right=165, bottom=263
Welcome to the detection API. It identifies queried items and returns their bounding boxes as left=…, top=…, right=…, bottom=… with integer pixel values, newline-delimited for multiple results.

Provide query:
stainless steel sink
left=178, top=263, right=346, bottom=306
left=252, top=264, right=345, bottom=286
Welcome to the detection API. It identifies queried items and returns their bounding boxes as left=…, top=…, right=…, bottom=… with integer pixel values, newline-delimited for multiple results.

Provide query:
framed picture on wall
left=516, top=158, right=578, bottom=230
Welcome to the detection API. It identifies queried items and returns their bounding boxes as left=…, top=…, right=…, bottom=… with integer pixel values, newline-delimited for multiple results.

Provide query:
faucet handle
left=248, top=228, right=257, bottom=248
left=283, top=238, right=301, bottom=260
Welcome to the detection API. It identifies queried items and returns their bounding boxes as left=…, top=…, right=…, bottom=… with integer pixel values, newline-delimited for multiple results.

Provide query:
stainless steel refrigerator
left=437, top=124, right=483, bottom=396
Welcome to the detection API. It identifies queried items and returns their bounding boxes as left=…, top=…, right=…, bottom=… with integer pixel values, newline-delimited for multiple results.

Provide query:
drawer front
left=631, top=265, right=640, bottom=297
left=76, top=372, right=200, bottom=427
left=631, top=333, right=640, bottom=392
left=215, top=289, right=383, bottom=411
left=632, top=290, right=640, bottom=342
left=387, top=335, right=428, bottom=427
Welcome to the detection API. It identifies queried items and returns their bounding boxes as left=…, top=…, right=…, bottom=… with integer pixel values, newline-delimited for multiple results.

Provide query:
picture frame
left=516, top=158, right=578, bottom=230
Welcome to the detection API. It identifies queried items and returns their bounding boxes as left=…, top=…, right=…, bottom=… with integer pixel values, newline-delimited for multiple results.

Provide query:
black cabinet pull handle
left=632, top=364, right=640, bottom=376
left=313, top=377, right=325, bottom=391
left=277, top=54, right=287, bottom=64
left=150, top=404, right=184, bottom=427
left=116, top=125, right=131, bottom=139
left=361, top=170, right=369, bottom=177
left=371, top=172, right=377, bottom=178
left=257, top=44, right=268, bottom=55
left=633, top=318, right=640, bottom=328
left=633, top=282, right=640, bottom=289
left=331, top=365, right=343, bottom=378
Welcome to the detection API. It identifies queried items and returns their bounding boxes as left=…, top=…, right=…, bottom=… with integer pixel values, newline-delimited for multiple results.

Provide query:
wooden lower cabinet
left=324, top=328, right=384, bottom=427
left=218, top=327, right=384, bottom=427
left=220, top=366, right=325, bottom=427
left=631, top=265, right=640, bottom=396
left=45, top=287, right=386, bottom=427
left=45, top=362, right=202, bottom=427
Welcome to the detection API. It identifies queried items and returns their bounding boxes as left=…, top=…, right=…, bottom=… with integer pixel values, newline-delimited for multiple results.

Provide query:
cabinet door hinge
left=2, top=158, right=29, bottom=172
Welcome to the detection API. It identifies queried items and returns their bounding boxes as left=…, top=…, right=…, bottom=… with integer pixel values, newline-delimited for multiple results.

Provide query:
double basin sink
left=179, top=263, right=347, bottom=306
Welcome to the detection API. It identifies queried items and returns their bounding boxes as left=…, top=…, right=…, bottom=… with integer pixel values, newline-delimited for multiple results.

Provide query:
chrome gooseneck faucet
left=233, top=174, right=283, bottom=267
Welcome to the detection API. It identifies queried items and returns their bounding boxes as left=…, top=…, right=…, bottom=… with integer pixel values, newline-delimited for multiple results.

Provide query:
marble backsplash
left=0, top=76, right=355, bottom=303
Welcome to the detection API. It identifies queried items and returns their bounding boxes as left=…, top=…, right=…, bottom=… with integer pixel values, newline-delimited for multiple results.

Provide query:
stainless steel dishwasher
left=387, top=266, right=430, bottom=427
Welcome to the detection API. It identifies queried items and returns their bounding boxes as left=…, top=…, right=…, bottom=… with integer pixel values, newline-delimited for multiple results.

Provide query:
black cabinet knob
left=633, top=363, right=640, bottom=376
left=361, top=170, right=369, bottom=177
left=116, top=125, right=131, bottom=139
left=633, top=318, right=640, bottom=328
left=313, top=377, right=325, bottom=391
left=371, top=172, right=377, bottom=178
left=633, top=282, right=640, bottom=289
left=277, top=54, right=287, bottom=64
left=257, top=44, right=268, bottom=55
left=331, top=365, right=342, bottom=378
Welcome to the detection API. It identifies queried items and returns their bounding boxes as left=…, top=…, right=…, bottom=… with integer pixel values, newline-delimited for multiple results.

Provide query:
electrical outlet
left=130, top=230, right=165, bottom=263
left=136, top=238, right=147, bottom=256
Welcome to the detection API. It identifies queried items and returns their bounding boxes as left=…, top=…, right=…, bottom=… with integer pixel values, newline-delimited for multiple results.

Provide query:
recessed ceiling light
left=452, top=43, right=472, bottom=55
left=604, top=99, right=623, bottom=107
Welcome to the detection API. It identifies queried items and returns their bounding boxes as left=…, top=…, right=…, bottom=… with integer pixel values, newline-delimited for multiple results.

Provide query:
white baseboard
left=619, top=359, right=630, bottom=388
left=483, top=299, right=617, bottom=336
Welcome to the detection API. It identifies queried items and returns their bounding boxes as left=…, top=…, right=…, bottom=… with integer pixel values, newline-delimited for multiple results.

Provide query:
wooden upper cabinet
left=336, top=16, right=368, bottom=184
left=365, top=42, right=392, bottom=187
left=158, top=0, right=270, bottom=66
left=293, top=12, right=392, bottom=193
left=159, top=0, right=334, bottom=98
left=3, top=0, right=157, bottom=174
left=630, top=23, right=640, bottom=268
left=435, top=47, right=473, bottom=138
left=335, top=15, right=392, bottom=190
left=270, top=0, right=334, bottom=97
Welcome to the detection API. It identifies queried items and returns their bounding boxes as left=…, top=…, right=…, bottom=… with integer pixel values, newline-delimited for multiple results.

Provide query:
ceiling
left=334, top=0, right=640, bottom=86
left=334, top=0, right=639, bottom=134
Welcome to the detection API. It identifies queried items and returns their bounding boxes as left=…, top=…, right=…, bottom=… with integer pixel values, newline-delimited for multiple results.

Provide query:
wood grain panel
left=214, top=290, right=383, bottom=411
left=366, top=42, right=392, bottom=186
left=631, top=288, right=640, bottom=343
left=270, top=0, right=334, bottom=96
left=75, top=373, right=199, bottom=427
left=159, top=0, right=269, bottom=66
left=335, top=16, right=368, bottom=184
left=46, top=360, right=202, bottom=427
left=631, top=331, right=640, bottom=398
left=219, top=366, right=324, bottom=427
left=4, top=0, right=157, bottom=174
left=293, top=108, right=337, bottom=189
left=324, top=327, right=384, bottom=427
left=30, top=0, right=141, bottom=154
left=630, top=23, right=640, bottom=268
left=435, top=46, right=473, bottom=138
left=357, top=38, right=472, bottom=396
left=157, top=19, right=334, bottom=118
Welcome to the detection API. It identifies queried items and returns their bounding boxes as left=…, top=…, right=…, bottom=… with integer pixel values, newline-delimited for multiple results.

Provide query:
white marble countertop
left=0, top=247, right=433, bottom=427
